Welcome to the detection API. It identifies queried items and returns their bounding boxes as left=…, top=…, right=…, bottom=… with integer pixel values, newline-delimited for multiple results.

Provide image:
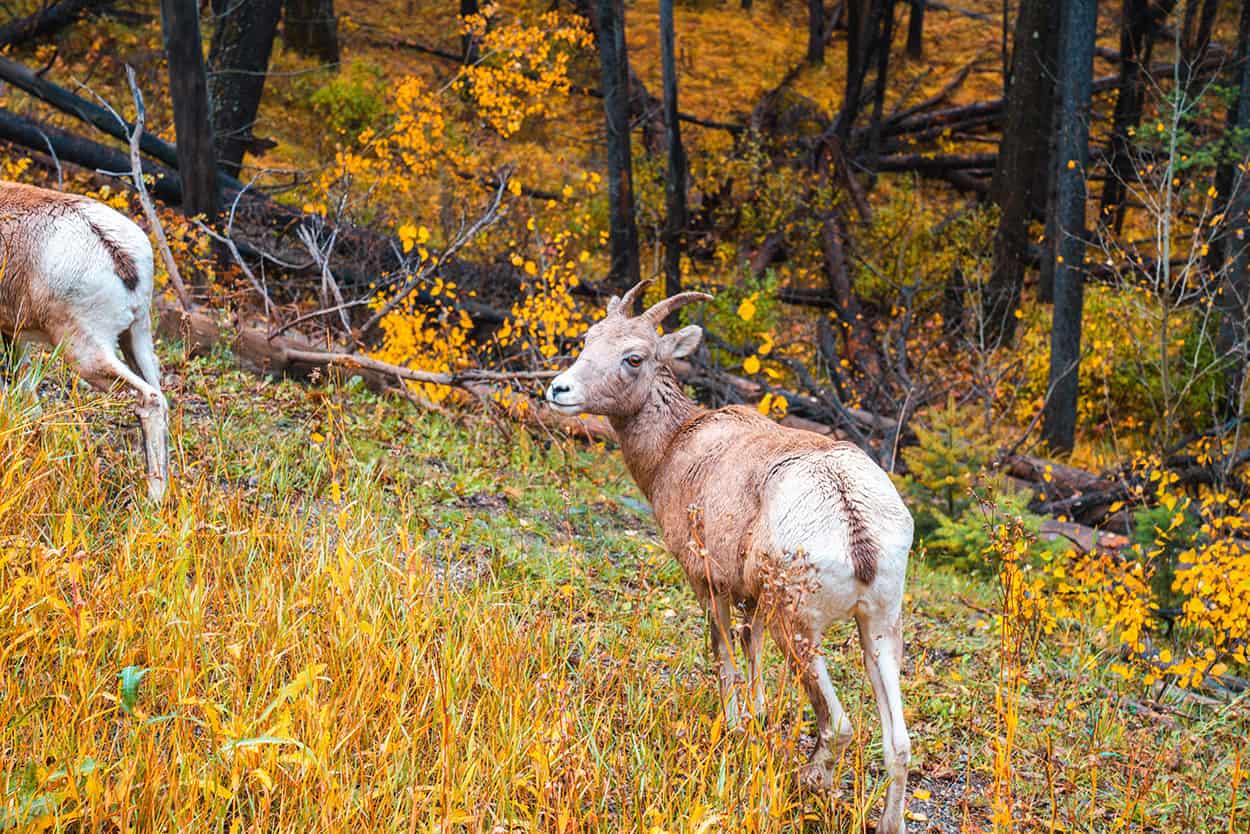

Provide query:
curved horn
left=643, top=291, right=715, bottom=325
left=606, top=278, right=653, bottom=317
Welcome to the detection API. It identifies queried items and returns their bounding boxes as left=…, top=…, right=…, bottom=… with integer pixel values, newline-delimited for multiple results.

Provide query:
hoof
left=798, top=760, right=834, bottom=792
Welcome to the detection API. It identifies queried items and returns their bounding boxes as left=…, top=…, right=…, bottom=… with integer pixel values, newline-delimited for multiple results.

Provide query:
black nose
left=550, top=382, right=570, bottom=396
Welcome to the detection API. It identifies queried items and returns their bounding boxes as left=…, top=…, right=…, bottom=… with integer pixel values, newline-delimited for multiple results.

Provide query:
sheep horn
left=643, top=291, right=715, bottom=326
left=606, top=278, right=654, bottom=318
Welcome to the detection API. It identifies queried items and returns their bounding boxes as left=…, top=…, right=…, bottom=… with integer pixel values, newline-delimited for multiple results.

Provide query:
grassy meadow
left=0, top=342, right=1245, bottom=834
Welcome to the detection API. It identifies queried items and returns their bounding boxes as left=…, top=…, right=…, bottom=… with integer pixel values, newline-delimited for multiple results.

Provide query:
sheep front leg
left=707, top=593, right=743, bottom=730
left=66, top=334, right=169, bottom=503
left=135, top=392, right=169, bottom=503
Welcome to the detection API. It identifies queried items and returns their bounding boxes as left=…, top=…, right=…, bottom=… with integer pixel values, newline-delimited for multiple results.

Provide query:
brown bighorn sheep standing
left=0, top=181, right=168, bottom=502
left=546, top=281, right=914, bottom=833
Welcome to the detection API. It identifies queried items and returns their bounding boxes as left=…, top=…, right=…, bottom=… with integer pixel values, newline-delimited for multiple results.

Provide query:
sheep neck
left=610, top=365, right=702, bottom=500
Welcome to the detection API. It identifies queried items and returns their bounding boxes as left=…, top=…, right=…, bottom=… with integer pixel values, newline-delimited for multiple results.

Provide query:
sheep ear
left=605, top=295, right=623, bottom=315
left=657, top=325, right=704, bottom=361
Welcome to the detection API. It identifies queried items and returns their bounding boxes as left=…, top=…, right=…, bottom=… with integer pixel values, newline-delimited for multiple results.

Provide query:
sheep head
left=546, top=279, right=713, bottom=418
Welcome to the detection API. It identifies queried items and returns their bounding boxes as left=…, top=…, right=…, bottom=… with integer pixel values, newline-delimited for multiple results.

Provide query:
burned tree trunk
left=808, top=0, right=826, bottom=65
left=160, top=0, right=220, bottom=223
left=596, top=0, right=642, bottom=291
left=660, top=0, right=688, bottom=320
left=208, top=0, right=283, bottom=178
left=284, top=0, right=339, bottom=64
left=906, top=0, right=924, bottom=59
left=865, top=0, right=896, bottom=176
left=983, top=0, right=1058, bottom=346
left=1042, top=0, right=1096, bottom=453
left=1213, top=0, right=1250, bottom=415
left=1100, top=0, right=1156, bottom=233
left=460, top=0, right=480, bottom=63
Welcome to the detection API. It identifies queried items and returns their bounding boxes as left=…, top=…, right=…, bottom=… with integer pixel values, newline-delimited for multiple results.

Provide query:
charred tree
left=208, top=0, right=283, bottom=178
left=1042, top=0, right=1097, bottom=454
left=460, top=0, right=480, bottom=63
left=808, top=0, right=826, bottom=65
left=906, top=0, right=925, bottom=59
left=865, top=0, right=896, bottom=176
left=596, top=0, right=641, bottom=291
left=834, top=0, right=890, bottom=146
left=160, top=0, right=220, bottom=223
left=982, top=0, right=1058, bottom=346
left=1213, top=0, right=1250, bottom=414
left=1100, top=0, right=1156, bottom=234
left=660, top=0, right=687, bottom=319
left=284, top=0, right=338, bottom=64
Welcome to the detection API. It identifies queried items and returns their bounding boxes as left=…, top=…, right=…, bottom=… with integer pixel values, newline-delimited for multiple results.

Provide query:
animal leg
left=857, top=612, right=911, bottom=834
left=740, top=602, right=766, bottom=720
left=707, top=593, right=743, bottom=730
left=66, top=333, right=169, bottom=503
left=771, top=618, right=852, bottom=791
left=1, top=332, right=36, bottom=394
left=119, top=318, right=170, bottom=502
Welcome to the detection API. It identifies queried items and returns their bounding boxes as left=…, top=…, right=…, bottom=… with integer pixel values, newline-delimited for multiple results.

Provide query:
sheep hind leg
left=740, top=602, right=766, bottom=721
left=707, top=593, right=744, bottom=731
left=772, top=618, right=852, bottom=791
left=68, top=333, right=168, bottom=503
left=856, top=611, right=911, bottom=834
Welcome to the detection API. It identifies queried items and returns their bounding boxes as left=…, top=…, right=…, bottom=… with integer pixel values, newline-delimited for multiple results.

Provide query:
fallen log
left=0, top=0, right=111, bottom=47
left=1039, top=519, right=1129, bottom=553
left=874, top=151, right=997, bottom=173
left=1005, top=453, right=1106, bottom=499
left=0, top=55, right=246, bottom=194
left=0, top=107, right=184, bottom=204
left=885, top=57, right=1226, bottom=139
left=153, top=299, right=615, bottom=442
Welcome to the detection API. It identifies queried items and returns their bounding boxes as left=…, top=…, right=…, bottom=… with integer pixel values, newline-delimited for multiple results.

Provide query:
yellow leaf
left=913, top=788, right=932, bottom=800
left=398, top=223, right=417, bottom=254
left=743, top=355, right=761, bottom=374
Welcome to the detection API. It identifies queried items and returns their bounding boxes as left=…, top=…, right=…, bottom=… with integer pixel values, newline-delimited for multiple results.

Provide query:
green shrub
left=309, top=61, right=386, bottom=136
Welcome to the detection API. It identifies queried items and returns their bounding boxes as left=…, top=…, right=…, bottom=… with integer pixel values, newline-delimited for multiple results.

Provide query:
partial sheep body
left=546, top=281, right=914, bottom=834
left=0, top=181, right=168, bottom=502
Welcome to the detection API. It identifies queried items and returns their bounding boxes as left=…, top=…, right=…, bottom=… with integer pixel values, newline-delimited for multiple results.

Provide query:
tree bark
left=865, top=0, right=896, bottom=176
left=808, top=0, right=826, bottom=65
left=160, top=0, right=220, bottom=223
left=982, top=0, right=1058, bottom=346
left=1099, top=0, right=1154, bottom=234
left=1042, top=0, right=1097, bottom=453
left=1213, top=0, right=1250, bottom=414
left=660, top=0, right=688, bottom=323
left=834, top=0, right=870, bottom=144
left=284, top=0, right=338, bottom=64
left=596, top=0, right=642, bottom=291
left=906, top=0, right=925, bottom=58
left=208, top=0, right=283, bottom=178
left=460, top=0, right=480, bottom=63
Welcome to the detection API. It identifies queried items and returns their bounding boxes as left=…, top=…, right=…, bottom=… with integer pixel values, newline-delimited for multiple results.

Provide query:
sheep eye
left=624, top=354, right=643, bottom=368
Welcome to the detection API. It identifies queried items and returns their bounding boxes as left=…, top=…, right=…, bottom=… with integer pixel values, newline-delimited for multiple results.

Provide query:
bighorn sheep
left=546, top=280, right=914, bottom=833
left=0, top=181, right=168, bottom=502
